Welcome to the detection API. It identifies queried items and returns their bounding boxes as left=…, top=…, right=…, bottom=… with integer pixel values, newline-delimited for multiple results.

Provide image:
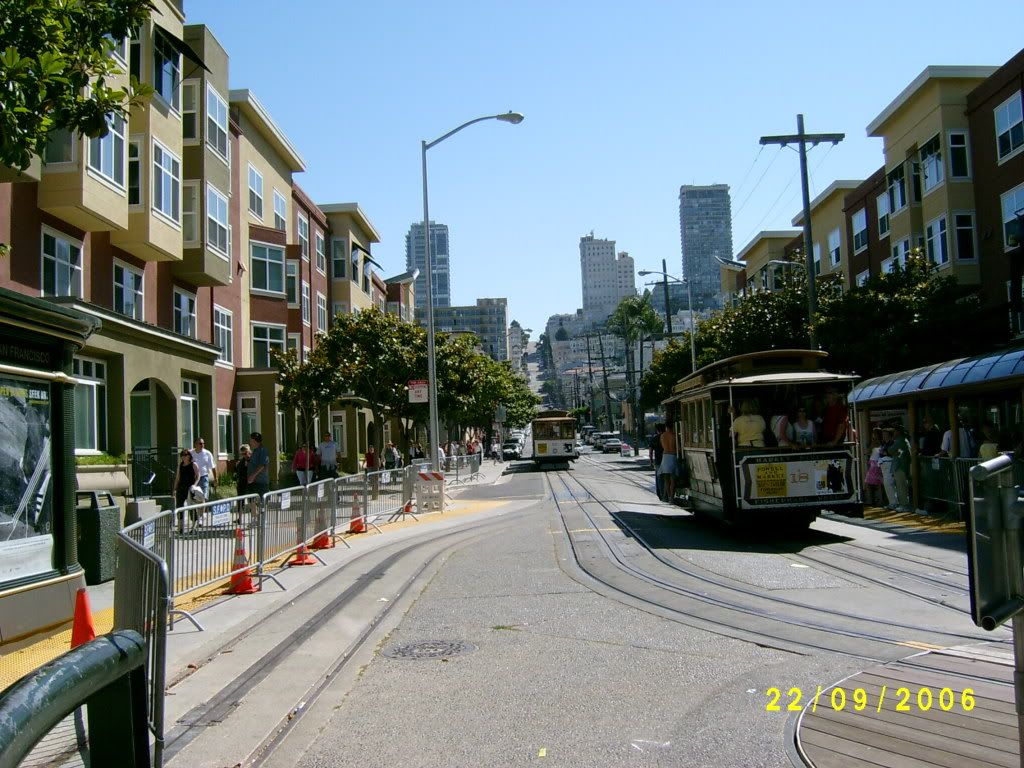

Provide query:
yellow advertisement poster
left=755, top=463, right=788, bottom=497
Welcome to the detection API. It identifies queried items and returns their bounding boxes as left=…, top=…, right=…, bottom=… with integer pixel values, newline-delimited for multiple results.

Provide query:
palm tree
left=607, top=295, right=664, bottom=454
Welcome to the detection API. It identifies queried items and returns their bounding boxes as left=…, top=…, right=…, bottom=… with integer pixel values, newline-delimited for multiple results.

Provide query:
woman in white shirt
left=788, top=407, right=816, bottom=449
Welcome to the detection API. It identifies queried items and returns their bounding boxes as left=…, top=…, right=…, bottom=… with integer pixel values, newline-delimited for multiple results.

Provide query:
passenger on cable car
left=820, top=388, right=849, bottom=446
left=788, top=406, right=816, bottom=449
left=731, top=400, right=766, bottom=448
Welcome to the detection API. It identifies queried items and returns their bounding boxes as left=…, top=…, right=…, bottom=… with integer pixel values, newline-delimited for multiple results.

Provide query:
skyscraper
left=579, top=233, right=636, bottom=327
left=679, top=185, right=733, bottom=311
left=405, top=221, right=450, bottom=310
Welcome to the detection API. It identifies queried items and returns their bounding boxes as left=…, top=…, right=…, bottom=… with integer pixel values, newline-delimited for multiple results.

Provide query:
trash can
left=76, top=491, right=120, bottom=585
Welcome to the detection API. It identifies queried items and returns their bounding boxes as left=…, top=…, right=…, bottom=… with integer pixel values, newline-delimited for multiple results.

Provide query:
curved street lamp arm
left=425, top=113, right=519, bottom=151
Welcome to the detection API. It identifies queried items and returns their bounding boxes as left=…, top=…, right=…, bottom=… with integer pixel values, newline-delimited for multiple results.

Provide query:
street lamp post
left=421, top=112, right=523, bottom=470
left=639, top=268, right=697, bottom=372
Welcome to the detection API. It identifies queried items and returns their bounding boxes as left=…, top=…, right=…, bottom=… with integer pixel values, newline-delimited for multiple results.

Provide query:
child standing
left=864, top=428, right=884, bottom=506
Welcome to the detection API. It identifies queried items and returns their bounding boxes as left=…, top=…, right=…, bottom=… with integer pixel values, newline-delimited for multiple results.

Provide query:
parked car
left=602, top=438, right=622, bottom=454
left=502, top=441, right=522, bottom=460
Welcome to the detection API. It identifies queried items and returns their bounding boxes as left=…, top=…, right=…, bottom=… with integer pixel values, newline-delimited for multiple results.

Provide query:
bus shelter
left=848, top=347, right=1024, bottom=518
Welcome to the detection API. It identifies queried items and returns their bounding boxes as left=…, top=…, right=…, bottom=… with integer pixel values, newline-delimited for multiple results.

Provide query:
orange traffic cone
left=289, top=541, right=318, bottom=566
left=349, top=491, right=365, bottom=534
left=228, top=528, right=259, bottom=594
left=403, top=499, right=414, bottom=516
left=70, top=587, right=96, bottom=648
left=311, top=530, right=333, bottom=549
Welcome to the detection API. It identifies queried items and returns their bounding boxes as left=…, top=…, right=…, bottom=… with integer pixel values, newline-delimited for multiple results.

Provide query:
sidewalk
left=0, top=460, right=508, bottom=696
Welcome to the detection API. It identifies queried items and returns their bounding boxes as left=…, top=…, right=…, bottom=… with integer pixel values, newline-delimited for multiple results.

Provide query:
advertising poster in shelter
left=739, top=452, right=854, bottom=506
left=0, top=375, right=53, bottom=580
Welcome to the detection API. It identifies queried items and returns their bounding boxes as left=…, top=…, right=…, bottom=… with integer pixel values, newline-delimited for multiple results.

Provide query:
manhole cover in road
left=382, top=640, right=477, bottom=660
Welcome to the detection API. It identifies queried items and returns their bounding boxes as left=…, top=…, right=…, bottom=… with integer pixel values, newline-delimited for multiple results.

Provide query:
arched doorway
left=129, top=378, right=176, bottom=496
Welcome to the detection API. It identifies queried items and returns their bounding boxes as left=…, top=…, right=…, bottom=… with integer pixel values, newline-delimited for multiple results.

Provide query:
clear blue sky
left=187, top=1, right=1023, bottom=337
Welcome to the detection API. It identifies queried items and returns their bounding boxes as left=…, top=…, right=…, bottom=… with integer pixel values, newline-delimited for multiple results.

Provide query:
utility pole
left=760, top=114, right=844, bottom=348
left=595, top=331, right=614, bottom=431
left=661, top=258, right=673, bottom=337
left=585, top=333, right=596, bottom=423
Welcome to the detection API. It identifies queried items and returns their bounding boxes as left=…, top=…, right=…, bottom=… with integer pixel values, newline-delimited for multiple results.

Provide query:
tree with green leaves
left=639, top=338, right=694, bottom=411
left=314, top=308, right=426, bottom=454
left=0, top=0, right=154, bottom=172
left=272, top=347, right=337, bottom=456
left=607, top=295, right=664, bottom=451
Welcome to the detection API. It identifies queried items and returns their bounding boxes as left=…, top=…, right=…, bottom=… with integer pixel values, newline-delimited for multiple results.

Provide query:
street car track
left=549, top=469, right=992, bottom=661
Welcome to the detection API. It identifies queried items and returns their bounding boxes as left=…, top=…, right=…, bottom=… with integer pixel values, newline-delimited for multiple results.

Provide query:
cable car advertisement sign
left=739, top=452, right=854, bottom=507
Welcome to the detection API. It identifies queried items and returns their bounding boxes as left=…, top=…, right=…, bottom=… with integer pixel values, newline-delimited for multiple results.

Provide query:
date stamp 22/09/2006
left=765, top=686, right=976, bottom=714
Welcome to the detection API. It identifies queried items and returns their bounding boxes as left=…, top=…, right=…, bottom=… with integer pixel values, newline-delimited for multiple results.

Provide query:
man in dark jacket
left=649, top=424, right=666, bottom=501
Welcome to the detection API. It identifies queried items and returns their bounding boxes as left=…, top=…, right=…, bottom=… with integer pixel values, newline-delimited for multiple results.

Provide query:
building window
left=113, top=261, right=144, bottom=320
left=182, top=80, right=198, bottom=141
left=206, top=84, right=229, bottom=162
left=301, top=281, right=311, bottom=326
left=812, top=243, right=821, bottom=276
left=88, top=113, right=126, bottom=187
left=855, top=270, right=869, bottom=287
left=315, top=232, right=326, bottom=274
left=252, top=324, right=285, bottom=368
left=332, top=302, right=348, bottom=318
left=949, top=131, right=970, bottom=179
left=251, top=243, right=285, bottom=294
left=73, top=357, right=107, bottom=453
left=919, top=134, right=943, bottom=194
left=317, top=293, right=327, bottom=331
left=152, top=140, right=180, bottom=222
left=954, top=213, right=976, bottom=261
left=248, top=164, right=263, bottom=218
left=827, top=227, right=841, bottom=267
left=127, top=138, right=142, bottom=206
left=332, top=239, right=346, bottom=278
left=887, top=164, right=907, bottom=213
left=298, top=214, right=309, bottom=260
left=214, top=305, right=233, bottom=364
left=207, top=184, right=229, bottom=256
left=181, top=379, right=199, bottom=449
left=183, top=181, right=198, bottom=244
left=273, top=189, right=286, bottom=230
left=286, top=333, right=300, bottom=357
left=283, top=261, right=298, bottom=307
left=41, top=228, right=82, bottom=298
left=881, top=257, right=894, bottom=274
left=1002, top=183, right=1024, bottom=249
left=330, top=411, right=347, bottom=456
left=892, top=238, right=910, bottom=270
left=43, top=128, right=74, bottom=165
left=876, top=192, right=890, bottom=237
left=129, top=27, right=141, bottom=79
left=852, top=209, right=867, bottom=253
left=173, top=288, right=196, bottom=338
left=239, top=394, right=259, bottom=443
left=153, top=32, right=180, bottom=110
left=996, top=91, right=1024, bottom=161
left=351, top=247, right=360, bottom=284
left=925, top=216, right=949, bottom=265
left=217, top=410, right=233, bottom=458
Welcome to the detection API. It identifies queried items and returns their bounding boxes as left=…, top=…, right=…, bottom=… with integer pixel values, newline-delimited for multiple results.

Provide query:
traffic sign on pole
left=409, top=380, right=428, bottom=403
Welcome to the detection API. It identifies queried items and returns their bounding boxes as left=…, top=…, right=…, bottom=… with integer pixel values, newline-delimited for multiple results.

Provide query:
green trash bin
left=76, top=491, right=121, bottom=585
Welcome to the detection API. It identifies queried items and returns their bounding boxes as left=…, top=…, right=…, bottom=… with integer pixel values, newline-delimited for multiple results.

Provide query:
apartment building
left=866, top=67, right=995, bottom=285
left=418, top=298, right=510, bottom=362
left=966, top=49, right=1024, bottom=334
left=843, top=168, right=889, bottom=286
left=792, top=181, right=861, bottom=283
left=724, top=230, right=802, bottom=303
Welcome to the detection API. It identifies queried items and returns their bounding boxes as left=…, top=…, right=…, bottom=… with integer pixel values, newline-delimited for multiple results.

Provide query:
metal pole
left=796, top=114, right=816, bottom=348
left=596, top=331, right=614, bottom=431
left=661, top=258, right=673, bottom=336
left=1014, top=615, right=1024, bottom=768
left=421, top=142, right=441, bottom=471
left=685, top=275, right=697, bottom=371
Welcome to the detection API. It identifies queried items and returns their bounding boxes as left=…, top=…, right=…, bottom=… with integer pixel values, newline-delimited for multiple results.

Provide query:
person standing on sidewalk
left=890, top=424, right=912, bottom=512
left=247, top=432, right=270, bottom=496
left=649, top=424, right=666, bottom=501
left=292, top=442, right=317, bottom=485
left=190, top=437, right=217, bottom=500
left=318, top=432, right=338, bottom=479
left=658, top=424, right=679, bottom=503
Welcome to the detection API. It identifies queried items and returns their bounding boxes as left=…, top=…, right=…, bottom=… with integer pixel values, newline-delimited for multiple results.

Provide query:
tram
left=531, top=409, right=579, bottom=465
left=664, top=350, right=862, bottom=528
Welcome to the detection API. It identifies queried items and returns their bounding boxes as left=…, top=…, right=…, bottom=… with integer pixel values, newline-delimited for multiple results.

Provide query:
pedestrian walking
left=247, top=432, right=270, bottom=496
left=649, top=424, right=666, bottom=501
left=658, top=423, right=679, bottom=503
left=174, top=449, right=200, bottom=532
left=190, top=437, right=216, bottom=500
left=364, top=445, right=378, bottom=473
left=318, top=432, right=338, bottom=479
left=292, top=442, right=317, bottom=485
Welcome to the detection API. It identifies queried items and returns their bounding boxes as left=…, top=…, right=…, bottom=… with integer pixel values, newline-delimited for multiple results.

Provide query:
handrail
left=0, top=631, right=150, bottom=768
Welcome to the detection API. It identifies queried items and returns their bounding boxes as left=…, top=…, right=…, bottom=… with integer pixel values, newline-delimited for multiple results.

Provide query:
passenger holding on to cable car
left=789, top=406, right=816, bottom=449
left=731, top=400, right=766, bottom=448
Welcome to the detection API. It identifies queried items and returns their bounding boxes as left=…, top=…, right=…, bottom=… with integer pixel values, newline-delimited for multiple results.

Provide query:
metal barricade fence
left=114, top=522, right=172, bottom=766
left=364, top=468, right=407, bottom=524
left=337, top=473, right=383, bottom=533
left=917, top=455, right=959, bottom=516
left=304, top=477, right=347, bottom=549
left=261, top=484, right=325, bottom=567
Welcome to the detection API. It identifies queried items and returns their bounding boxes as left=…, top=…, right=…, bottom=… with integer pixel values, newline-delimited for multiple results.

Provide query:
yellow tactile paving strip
left=861, top=505, right=966, bottom=534
left=0, top=497, right=508, bottom=692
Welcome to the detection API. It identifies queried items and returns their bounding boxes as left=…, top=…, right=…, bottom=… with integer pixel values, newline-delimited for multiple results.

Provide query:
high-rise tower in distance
left=405, top=221, right=450, bottom=310
left=579, top=232, right=635, bottom=327
left=678, top=185, right=732, bottom=311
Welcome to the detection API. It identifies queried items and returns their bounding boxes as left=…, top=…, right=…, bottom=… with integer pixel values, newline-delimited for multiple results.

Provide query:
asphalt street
left=232, top=448, right=995, bottom=768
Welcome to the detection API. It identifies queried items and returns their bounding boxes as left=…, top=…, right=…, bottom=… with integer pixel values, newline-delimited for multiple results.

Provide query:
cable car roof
left=848, top=346, right=1024, bottom=405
